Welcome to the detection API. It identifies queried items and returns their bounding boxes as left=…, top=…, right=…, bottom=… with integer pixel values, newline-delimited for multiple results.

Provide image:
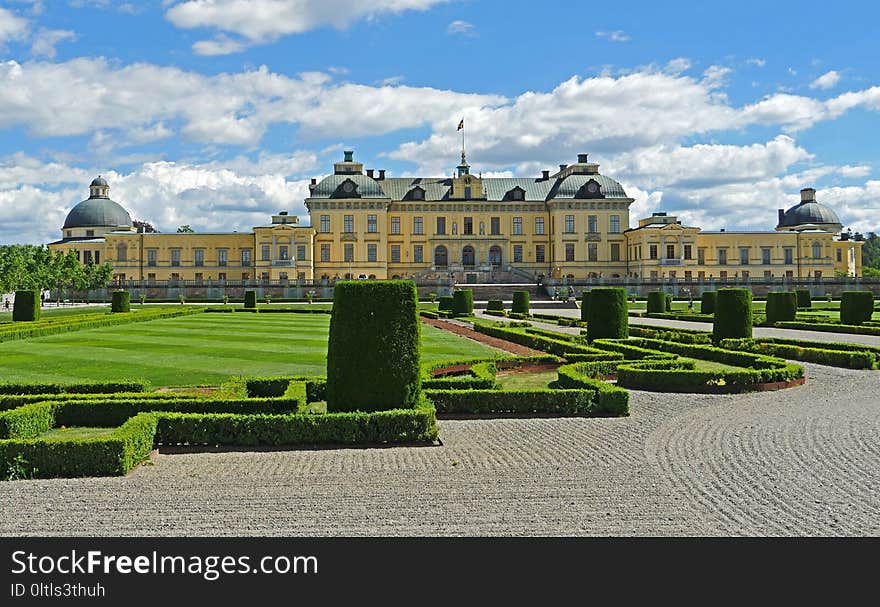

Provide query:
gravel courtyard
left=2, top=361, right=877, bottom=537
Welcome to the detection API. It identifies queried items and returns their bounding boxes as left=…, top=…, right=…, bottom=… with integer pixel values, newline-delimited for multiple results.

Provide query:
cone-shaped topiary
left=111, top=290, right=131, bottom=313
left=12, top=291, right=40, bottom=322
left=326, top=280, right=421, bottom=412
left=512, top=291, right=530, bottom=314
left=795, top=289, right=811, bottom=309
left=647, top=291, right=666, bottom=314
left=587, top=287, right=628, bottom=341
left=765, top=291, right=797, bottom=324
left=701, top=291, right=717, bottom=315
left=840, top=291, right=874, bottom=325
left=580, top=290, right=591, bottom=322
left=244, top=290, right=257, bottom=309
left=452, top=289, right=473, bottom=316
left=713, top=288, right=752, bottom=341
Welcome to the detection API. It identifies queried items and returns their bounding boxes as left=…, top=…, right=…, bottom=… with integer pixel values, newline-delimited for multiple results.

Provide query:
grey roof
left=63, top=197, right=132, bottom=229
left=309, top=173, right=629, bottom=202
left=777, top=201, right=841, bottom=228
left=90, top=176, right=108, bottom=187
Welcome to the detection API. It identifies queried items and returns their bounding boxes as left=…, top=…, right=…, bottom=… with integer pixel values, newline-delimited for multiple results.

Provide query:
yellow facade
left=48, top=153, right=862, bottom=283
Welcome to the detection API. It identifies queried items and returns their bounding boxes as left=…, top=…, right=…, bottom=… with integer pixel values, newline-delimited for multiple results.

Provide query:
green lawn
left=496, top=370, right=558, bottom=390
left=0, top=313, right=499, bottom=387
left=40, top=427, right=117, bottom=440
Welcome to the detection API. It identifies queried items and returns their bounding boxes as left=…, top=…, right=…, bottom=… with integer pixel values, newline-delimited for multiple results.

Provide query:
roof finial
left=456, top=117, right=470, bottom=177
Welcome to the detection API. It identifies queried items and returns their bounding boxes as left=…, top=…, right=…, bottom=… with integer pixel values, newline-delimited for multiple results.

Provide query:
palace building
left=48, top=151, right=863, bottom=285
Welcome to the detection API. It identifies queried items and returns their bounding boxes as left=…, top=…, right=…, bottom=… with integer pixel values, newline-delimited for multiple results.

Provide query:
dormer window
left=332, top=179, right=360, bottom=198
left=409, top=187, right=425, bottom=200
left=505, top=187, right=526, bottom=201
left=577, top=179, right=604, bottom=199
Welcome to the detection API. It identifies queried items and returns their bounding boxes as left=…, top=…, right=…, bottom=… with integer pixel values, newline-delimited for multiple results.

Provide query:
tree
left=176, top=225, right=194, bottom=233
left=861, top=232, right=880, bottom=270
left=133, top=219, right=158, bottom=233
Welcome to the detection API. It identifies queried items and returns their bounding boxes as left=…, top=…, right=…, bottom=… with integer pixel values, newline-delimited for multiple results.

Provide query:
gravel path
left=2, top=361, right=877, bottom=537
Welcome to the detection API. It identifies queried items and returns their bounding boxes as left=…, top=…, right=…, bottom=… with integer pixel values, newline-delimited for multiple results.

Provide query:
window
left=464, top=186, right=472, bottom=199
left=261, top=244, right=271, bottom=261
left=147, top=273, right=156, bottom=284
left=512, top=217, right=523, bottom=235
left=812, top=242, right=822, bottom=259
left=411, top=188, right=424, bottom=200
left=649, top=245, right=658, bottom=260
left=698, top=271, right=705, bottom=279
left=218, top=249, right=228, bottom=266
left=147, top=249, right=157, bottom=267
left=367, top=243, right=377, bottom=262
left=414, top=217, right=424, bottom=235
left=344, top=215, right=354, bottom=233
left=367, top=214, right=377, bottom=233
left=650, top=271, right=658, bottom=280
left=170, top=272, right=179, bottom=282
left=535, top=217, right=545, bottom=235
left=610, top=215, right=621, bottom=234
left=241, top=249, right=251, bottom=266
left=668, top=271, right=676, bottom=279
left=565, top=242, right=575, bottom=262
left=344, top=244, right=354, bottom=263
left=391, top=245, right=401, bottom=263
left=764, top=270, right=773, bottom=278
left=836, top=249, right=842, bottom=262
left=279, top=245, right=289, bottom=260
left=684, top=270, right=692, bottom=281
left=297, top=245, right=306, bottom=261
left=242, top=272, right=250, bottom=281
left=413, top=245, right=423, bottom=263
left=116, top=243, right=127, bottom=262
left=587, top=215, right=598, bottom=233
left=391, top=216, right=400, bottom=234
left=490, top=217, right=500, bottom=235
left=93, top=251, right=100, bottom=263
left=320, top=244, right=330, bottom=262
left=564, top=215, right=575, bottom=233
left=739, top=247, right=750, bottom=265
left=666, top=244, right=675, bottom=259
left=718, top=248, right=727, bottom=265
left=535, top=244, right=545, bottom=263
left=513, top=245, right=523, bottom=263
left=785, top=270, right=793, bottom=278
left=784, top=248, right=793, bottom=264
left=320, top=215, right=330, bottom=233
left=218, top=272, right=227, bottom=281
left=815, top=270, right=822, bottom=278
left=509, top=189, right=524, bottom=201
left=463, top=217, right=473, bottom=235
left=83, top=250, right=92, bottom=263
left=86, top=230, right=94, bottom=237
left=436, top=217, right=446, bottom=235
left=611, top=243, right=620, bottom=262
left=684, top=245, right=692, bottom=260
left=588, top=243, right=598, bottom=262
left=742, top=270, right=750, bottom=279
left=171, top=249, right=181, bottom=266
left=762, top=248, right=771, bottom=265
left=195, top=249, right=205, bottom=266
left=194, top=273, right=203, bottom=284
left=720, top=270, right=728, bottom=279
left=698, top=248, right=705, bottom=264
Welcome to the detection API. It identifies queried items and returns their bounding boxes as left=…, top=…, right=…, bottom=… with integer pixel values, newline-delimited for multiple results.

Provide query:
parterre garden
left=1, top=284, right=878, bottom=480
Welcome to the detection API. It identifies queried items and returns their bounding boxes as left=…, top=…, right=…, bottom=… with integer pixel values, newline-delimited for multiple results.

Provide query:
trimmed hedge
left=0, top=402, right=55, bottom=439
left=719, top=338, right=877, bottom=370
left=422, top=361, right=498, bottom=390
left=244, top=376, right=326, bottom=402
left=425, top=389, right=595, bottom=416
left=580, top=290, right=591, bottom=322
left=796, top=289, right=811, bottom=309
left=555, top=364, right=629, bottom=415
left=773, top=321, right=880, bottom=336
left=244, top=290, right=257, bottom=309
left=452, top=289, right=474, bottom=316
left=512, top=291, right=530, bottom=315
left=111, top=290, right=131, bottom=313
left=438, top=296, right=454, bottom=312
left=647, top=291, right=666, bottom=314
left=840, top=291, right=874, bottom=325
left=12, top=291, right=40, bottom=322
left=628, top=325, right=713, bottom=344
left=587, top=288, right=628, bottom=341
left=486, top=299, right=504, bottom=311
left=474, top=323, right=622, bottom=361
left=765, top=291, right=797, bottom=324
left=665, top=293, right=673, bottom=312
left=713, top=288, right=752, bottom=341
left=327, top=281, right=421, bottom=412
left=700, top=291, right=717, bottom=315
left=0, top=380, right=150, bottom=395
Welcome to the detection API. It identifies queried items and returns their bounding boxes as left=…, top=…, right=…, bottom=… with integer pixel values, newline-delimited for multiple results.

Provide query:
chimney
left=778, top=209, right=785, bottom=225
left=344, top=150, right=354, bottom=162
left=541, top=170, right=550, bottom=181
left=577, top=153, right=589, bottom=164
left=366, top=169, right=374, bottom=178
left=378, top=169, right=386, bottom=180
left=310, top=178, right=317, bottom=185
left=800, top=188, right=816, bottom=203
left=559, top=164, right=568, bottom=172
left=720, top=228, right=725, bottom=232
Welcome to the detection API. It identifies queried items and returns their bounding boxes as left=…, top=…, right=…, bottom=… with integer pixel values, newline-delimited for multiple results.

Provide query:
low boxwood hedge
left=424, top=389, right=595, bottom=416
left=628, top=325, right=713, bottom=344
left=422, top=361, right=498, bottom=390
left=0, top=380, right=150, bottom=395
left=719, top=337, right=878, bottom=369
left=772, top=321, right=880, bottom=336
left=473, top=323, right=621, bottom=361
left=555, top=364, right=629, bottom=415
left=0, top=402, right=55, bottom=439
left=244, top=376, right=326, bottom=402
left=486, top=299, right=504, bottom=311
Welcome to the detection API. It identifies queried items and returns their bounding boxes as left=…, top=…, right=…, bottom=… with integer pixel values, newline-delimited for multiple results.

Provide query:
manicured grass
left=40, top=427, right=117, bottom=440
left=0, top=312, right=498, bottom=387
left=496, top=370, right=558, bottom=390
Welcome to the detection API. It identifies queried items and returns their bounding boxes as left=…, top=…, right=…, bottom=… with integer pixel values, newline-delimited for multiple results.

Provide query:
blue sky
left=0, top=0, right=878, bottom=243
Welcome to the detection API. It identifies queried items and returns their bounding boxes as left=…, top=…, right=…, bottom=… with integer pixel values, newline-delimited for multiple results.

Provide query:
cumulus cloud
left=447, top=20, right=475, bottom=36
left=192, top=35, right=248, bottom=56
left=30, top=28, right=76, bottom=58
left=810, top=70, right=841, bottom=90
left=596, top=30, right=630, bottom=43
left=746, top=58, right=766, bottom=68
left=0, top=7, right=29, bottom=44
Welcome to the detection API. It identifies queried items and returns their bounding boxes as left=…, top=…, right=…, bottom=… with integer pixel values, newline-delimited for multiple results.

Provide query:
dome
left=90, top=176, right=108, bottom=187
left=777, top=188, right=841, bottom=230
left=63, top=197, right=132, bottom=229
left=310, top=174, right=390, bottom=199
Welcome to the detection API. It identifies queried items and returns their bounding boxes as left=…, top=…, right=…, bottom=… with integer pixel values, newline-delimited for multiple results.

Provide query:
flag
left=457, top=118, right=464, bottom=131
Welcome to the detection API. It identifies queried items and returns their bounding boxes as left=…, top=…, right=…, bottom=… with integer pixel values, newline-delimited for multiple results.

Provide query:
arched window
left=489, top=246, right=502, bottom=266
left=434, top=246, right=448, bottom=267
left=812, top=242, right=822, bottom=259
left=462, top=246, right=475, bottom=266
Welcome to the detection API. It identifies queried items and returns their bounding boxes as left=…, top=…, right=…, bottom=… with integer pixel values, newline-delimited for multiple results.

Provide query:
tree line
left=0, top=245, right=113, bottom=301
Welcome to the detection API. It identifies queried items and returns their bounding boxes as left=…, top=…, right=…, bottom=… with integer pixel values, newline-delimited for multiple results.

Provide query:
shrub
left=512, top=291, right=530, bottom=315
left=665, top=293, right=673, bottom=312
left=473, top=323, right=622, bottom=360
left=327, top=281, right=421, bottom=412
left=12, top=291, right=40, bottom=322
left=422, top=361, right=498, bottom=390
left=840, top=291, right=874, bottom=325
left=438, top=296, right=455, bottom=312
left=244, top=290, right=257, bottom=309
left=452, top=289, right=474, bottom=316
left=796, top=289, right=811, bottom=309
left=0, top=402, right=55, bottom=439
left=700, top=291, right=717, bottom=315
left=647, top=291, right=666, bottom=314
left=713, top=288, right=752, bottom=341
left=425, top=389, right=595, bottom=416
left=0, top=380, right=150, bottom=395
left=587, top=288, right=628, bottom=341
left=629, top=325, right=713, bottom=344
left=580, top=290, right=591, bottom=322
left=719, top=338, right=876, bottom=370
left=111, top=290, right=131, bottom=313
left=555, top=364, right=629, bottom=415
left=484, top=309, right=506, bottom=318
left=765, top=291, right=797, bottom=324
left=486, top=299, right=504, bottom=311
left=773, top=321, right=880, bottom=336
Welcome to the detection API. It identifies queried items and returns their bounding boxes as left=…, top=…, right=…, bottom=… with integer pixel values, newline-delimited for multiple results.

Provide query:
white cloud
left=167, top=0, right=452, bottom=51
left=810, top=70, right=841, bottom=90
left=447, top=20, right=475, bottom=36
left=702, top=65, right=732, bottom=89
left=0, top=8, right=29, bottom=44
left=596, top=30, right=630, bottom=43
left=838, top=164, right=871, bottom=179
left=665, top=58, right=692, bottom=74
left=30, top=28, right=76, bottom=58
left=192, top=34, right=248, bottom=56
left=746, top=58, right=766, bottom=68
